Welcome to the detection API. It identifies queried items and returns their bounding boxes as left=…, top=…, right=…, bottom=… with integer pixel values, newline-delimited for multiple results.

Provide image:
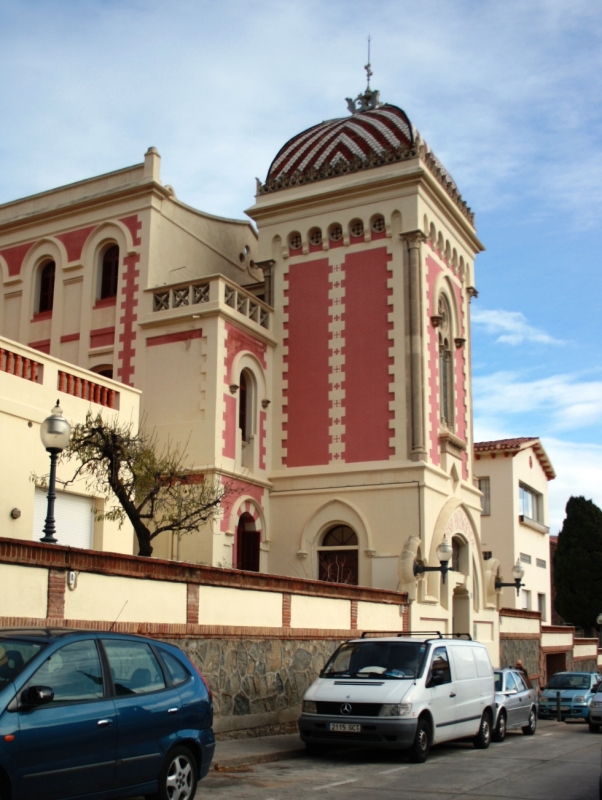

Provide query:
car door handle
left=449, top=693, right=456, bottom=698
left=97, top=719, right=113, bottom=727
left=167, top=707, right=180, bottom=715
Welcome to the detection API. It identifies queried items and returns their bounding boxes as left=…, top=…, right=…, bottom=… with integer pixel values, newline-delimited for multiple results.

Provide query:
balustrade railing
left=58, top=371, right=119, bottom=409
left=0, top=347, right=43, bottom=383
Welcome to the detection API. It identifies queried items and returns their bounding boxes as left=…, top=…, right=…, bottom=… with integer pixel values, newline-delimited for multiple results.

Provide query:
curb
left=213, top=746, right=307, bottom=770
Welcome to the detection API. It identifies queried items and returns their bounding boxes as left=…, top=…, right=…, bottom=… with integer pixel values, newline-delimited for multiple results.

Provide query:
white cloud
left=473, top=371, right=602, bottom=431
left=471, top=308, right=563, bottom=346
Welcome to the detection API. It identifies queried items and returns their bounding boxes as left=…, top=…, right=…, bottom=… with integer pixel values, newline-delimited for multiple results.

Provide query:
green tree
left=59, top=412, right=226, bottom=557
left=554, top=496, right=602, bottom=633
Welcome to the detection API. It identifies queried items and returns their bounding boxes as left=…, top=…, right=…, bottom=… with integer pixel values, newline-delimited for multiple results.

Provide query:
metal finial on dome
left=346, top=35, right=381, bottom=114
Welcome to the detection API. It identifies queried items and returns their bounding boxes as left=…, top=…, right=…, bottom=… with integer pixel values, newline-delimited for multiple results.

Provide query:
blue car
left=538, top=671, right=601, bottom=724
left=0, top=628, right=215, bottom=800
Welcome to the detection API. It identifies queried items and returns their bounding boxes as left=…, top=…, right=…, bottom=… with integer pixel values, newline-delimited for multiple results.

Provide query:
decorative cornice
left=257, top=143, right=475, bottom=225
left=401, top=230, right=428, bottom=249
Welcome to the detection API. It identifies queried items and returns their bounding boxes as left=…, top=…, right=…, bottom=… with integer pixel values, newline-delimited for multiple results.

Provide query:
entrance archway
left=236, top=512, right=260, bottom=572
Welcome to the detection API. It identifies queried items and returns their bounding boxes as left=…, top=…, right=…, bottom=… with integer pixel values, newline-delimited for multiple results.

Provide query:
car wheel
left=493, top=710, right=507, bottom=743
left=589, top=722, right=601, bottom=733
left=599, top=775, right=602, bottom=800
left=473, top=711, right=492, bottom=749
left=408, top=717, right=431, bottom=763
left=522, top=708, right=537, bottom=736
left=156, top=746, right=198, bottom=800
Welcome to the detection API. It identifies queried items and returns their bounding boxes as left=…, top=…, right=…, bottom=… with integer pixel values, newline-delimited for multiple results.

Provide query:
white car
left=299, top=633, right=496, bottom=763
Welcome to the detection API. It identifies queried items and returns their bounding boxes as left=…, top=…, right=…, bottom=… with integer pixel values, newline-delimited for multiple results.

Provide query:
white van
left=299, top=633, right=495, bottom=762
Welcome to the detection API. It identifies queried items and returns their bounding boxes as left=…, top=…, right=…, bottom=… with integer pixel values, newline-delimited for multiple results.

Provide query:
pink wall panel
left=222, top=394, right=237, bottom=458
left=426, top=253, right=443, bottom=466
left=344, top=247, right=394, bottom=462
left=285, top=259, right=330, bottom=467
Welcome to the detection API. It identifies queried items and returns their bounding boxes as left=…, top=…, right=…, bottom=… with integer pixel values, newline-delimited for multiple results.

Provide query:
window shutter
left=33, top=488, right=95, bottom=549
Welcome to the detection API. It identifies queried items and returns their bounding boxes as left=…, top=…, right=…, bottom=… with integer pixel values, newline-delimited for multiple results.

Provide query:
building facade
left=0, top=85, right=501, bottom=657
left=475, top=437, right=555, bottom=622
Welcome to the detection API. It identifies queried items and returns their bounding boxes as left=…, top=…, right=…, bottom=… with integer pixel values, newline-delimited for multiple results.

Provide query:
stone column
left=402, top=231, right=427, bottom=459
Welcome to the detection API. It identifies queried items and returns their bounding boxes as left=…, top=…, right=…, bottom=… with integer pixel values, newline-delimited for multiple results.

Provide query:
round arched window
left=318, top=525, right=359, bottom=585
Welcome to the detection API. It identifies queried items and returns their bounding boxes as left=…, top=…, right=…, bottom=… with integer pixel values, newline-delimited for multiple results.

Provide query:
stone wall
left=170, top=636, right=341, bottom=738
left=500, top=637, right=541, bottom=687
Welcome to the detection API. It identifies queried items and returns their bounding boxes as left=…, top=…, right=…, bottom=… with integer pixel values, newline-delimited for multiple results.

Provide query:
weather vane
left=346, top=34, right=381, bottom=114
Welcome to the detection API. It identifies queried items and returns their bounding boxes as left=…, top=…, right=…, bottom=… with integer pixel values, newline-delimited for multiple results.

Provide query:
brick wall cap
left=500, top=608, right=541, bottom=620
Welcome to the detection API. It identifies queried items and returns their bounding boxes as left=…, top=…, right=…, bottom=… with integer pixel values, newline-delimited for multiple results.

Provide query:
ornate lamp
left=413, top=535, right=454, bottom=584
left=39, top=401, right=71, bottom=544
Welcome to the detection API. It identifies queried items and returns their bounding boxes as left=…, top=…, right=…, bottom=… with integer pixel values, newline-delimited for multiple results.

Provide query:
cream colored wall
left=0, top=563, right=47, bottom=617
left=0, top=337, right=140, bottom=553
left=574, top=642, right=598, bottom=659
left=499, top=613, right=540, bottom=635
left=64, top=572, right=186, bottom=623
left=357, top=601, right=403, bottom=632
left=290, top=595, right=350, bottom=629
left=542, top=630, right=573, bottom=648
left=197, top=585, right=282, bottom=627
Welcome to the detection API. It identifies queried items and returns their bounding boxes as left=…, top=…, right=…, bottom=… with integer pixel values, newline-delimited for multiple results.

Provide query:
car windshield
left=547, top=674, right=590, bottom=690
left=322, top=641, right=427, bottom=679
left=494, top=672, right=503, bottom=691
left=0, top=639, right=46, bottom=689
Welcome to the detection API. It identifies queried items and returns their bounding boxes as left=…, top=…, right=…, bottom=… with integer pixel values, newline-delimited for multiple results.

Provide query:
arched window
left=100, top=245, right=119, bottom=300
left=238, top=369, right=255, bottom=444
left=318, top=525, right=359, bottom=585
left=38, top=261, right=56, bottom=313
left=91, top=364, right=113, bottom=379
left=438, top=295, right=454, bottom=428
left=236, top=512, right=260, bottom=572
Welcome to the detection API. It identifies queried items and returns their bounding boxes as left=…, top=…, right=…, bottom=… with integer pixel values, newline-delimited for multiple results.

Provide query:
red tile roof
left=473, top=437, right=556, bottom=480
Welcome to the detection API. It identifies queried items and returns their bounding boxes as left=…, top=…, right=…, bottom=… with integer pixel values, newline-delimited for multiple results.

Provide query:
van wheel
left=408, top=717, right=431, bottom=763
left=493, top=710, right=507, bottom=743
left=473, top=711, right=492, bottom=749
left=155, top=745, right=197, bottom=800
left=522, top=708, right=537, bottom=736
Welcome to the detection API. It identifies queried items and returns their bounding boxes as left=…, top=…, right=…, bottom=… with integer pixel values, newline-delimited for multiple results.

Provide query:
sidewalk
left=213, top=733, right=306, bottom=769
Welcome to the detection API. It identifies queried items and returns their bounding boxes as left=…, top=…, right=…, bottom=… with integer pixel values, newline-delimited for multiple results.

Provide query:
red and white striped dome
left=266, top=104, right=414, bottom=182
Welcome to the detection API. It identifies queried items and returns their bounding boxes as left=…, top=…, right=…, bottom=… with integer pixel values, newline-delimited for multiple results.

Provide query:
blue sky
left=1, top=0, right=601, bottom=532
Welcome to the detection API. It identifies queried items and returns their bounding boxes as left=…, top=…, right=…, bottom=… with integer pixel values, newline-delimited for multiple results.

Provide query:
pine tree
left=554, top=496, right=602, bottom=633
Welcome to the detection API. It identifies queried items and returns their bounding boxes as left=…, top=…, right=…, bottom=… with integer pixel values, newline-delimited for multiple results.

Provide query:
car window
left=102, top=639, right=166, bottom=696
left=494, top=672, right=503, bottom=692
left=0, top=640, right=46, bottom=690
left=505, top=673, right=517, bottom=692
left=547, top=674, right=590, bottom=690
left=429, top=647, right=452, bottom=685
left=159, top=650, right=191, bottom=687
left=514, top=672, right=527, bottom=692
left=24, top=640, right=103, bottom=703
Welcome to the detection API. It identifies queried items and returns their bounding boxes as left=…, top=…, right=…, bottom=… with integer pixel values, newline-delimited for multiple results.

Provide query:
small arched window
left=91, top=364, right=113, bottom=380
left=38, top=261, right=56, bottom=313
left=100, top=245, right=119, bottom=300
left=236, top=512, right=260, bottom=572
left=238, top=369, right=255, bottom=444
left=318, top=525, right=359, bottom=585
left=438, top=295, right=454, bottom=428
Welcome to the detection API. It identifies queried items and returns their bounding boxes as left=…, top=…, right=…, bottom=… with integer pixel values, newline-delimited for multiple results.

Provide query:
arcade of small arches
left=423, top=213, right=472, bottom=284
left=287, top=213, right=388, bottom=252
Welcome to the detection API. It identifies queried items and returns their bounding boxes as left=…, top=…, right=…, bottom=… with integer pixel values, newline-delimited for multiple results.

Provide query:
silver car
left=493, top=667, right=538, bottom=741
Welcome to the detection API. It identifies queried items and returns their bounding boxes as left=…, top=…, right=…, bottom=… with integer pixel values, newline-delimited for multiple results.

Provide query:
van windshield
left=0, top=639, right=46, bottom=689
left=322, top=641, right=427, bottom=680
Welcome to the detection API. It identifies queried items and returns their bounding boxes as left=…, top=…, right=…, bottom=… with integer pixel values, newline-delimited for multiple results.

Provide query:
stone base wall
left=575, top=658, right=597, bottom=673
left=168, top=636, right=341, bottom=738
left=500, top=638, right=541, bottom=687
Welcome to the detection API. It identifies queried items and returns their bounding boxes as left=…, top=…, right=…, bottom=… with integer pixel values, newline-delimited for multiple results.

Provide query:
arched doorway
left=236, top=512, right=260, bottom=572
left=318, top=525, right=359, bottom=585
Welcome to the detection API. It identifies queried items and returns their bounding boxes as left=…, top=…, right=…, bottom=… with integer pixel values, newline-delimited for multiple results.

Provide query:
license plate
left=560, top=705, right=570, bottom=711
left=329, top=723, right=361, bottom=733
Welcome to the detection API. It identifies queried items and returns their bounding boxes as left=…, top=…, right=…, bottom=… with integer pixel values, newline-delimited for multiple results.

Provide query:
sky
left=0, top=0, right=600, bottom=533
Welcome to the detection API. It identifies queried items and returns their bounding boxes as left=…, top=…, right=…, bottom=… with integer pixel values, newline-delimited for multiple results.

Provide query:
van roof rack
left=359, top=630, right=472, bottom=641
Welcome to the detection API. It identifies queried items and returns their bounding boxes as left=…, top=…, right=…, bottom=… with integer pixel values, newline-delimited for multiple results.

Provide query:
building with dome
left=0, top=82, right=501, bottom=651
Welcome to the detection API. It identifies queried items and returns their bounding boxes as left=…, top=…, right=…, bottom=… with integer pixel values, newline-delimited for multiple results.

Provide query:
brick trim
left=542, top=625, right=575, bottom=634
left=541, top=646, right=572, bottom=654
left=500, top=608, right=542, bottom=620
left=0, top=616, right=364, bottom=641
left=47, top=569, right=65, bottom=618
left=573, top=654, right=598, bottom=662
left=186, top=583, right=199, bottom=625
left=0, top=538, right=408, bottom=606
left=500, top=633, right=540, bottom=640
left=282, top=593, right=291, bottom=627
left=575, top=638, right=598, bottom=645
left=350, top=600, right=358, bottom=629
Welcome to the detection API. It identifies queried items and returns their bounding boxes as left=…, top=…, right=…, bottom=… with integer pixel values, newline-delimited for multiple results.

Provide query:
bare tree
left=57, top=412, right=226, bottom=557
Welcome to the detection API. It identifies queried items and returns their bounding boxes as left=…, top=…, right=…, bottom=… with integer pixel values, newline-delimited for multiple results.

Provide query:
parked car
left=538, top=671, right=601, bottom=724
left=0, top=627, right=215, bottom=800
left=587, top=683, right=602, bottom=733
left=298, top=633, right=496, bottom=763
left=492, top=667, right=538, bottom=741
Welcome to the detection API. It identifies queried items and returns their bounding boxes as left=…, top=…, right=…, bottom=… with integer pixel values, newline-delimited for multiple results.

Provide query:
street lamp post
left=413, top=535, right=454, bottom=584
left=39, top=400, right=71, bottom=544
left=495, top=558, right=525, bottom=597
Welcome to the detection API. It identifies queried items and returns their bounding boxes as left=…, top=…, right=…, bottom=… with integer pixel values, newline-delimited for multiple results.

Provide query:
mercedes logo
left=340, top=703, right=352, bottom=715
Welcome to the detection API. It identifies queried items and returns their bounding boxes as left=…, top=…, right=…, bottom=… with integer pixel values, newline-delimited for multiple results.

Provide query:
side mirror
left=505, top=689, right=518, bottom=696
left=22, top=686, right=54, bottom=707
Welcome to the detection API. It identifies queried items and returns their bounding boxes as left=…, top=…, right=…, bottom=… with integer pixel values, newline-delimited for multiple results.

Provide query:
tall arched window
left=239, top=371, right=249, bottom=442
left=38, top=261, right=56, bottom=313
left=438, top=295, right=454, bottom=428
left=100, top=245, right=119, bottom=300
left=236, top=512, right=260, bottom=572
left=318, top=525, right=359, bottom=585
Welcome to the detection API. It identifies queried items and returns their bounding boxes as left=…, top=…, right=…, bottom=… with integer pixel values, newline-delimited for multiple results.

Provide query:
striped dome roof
left=266, top=104, right=414, bottom=182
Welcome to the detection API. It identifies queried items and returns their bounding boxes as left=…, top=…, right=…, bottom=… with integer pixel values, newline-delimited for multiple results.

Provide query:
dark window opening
left=100, top=245, right=119, bottom=299
left=236, top=512, right=260, bottom=572
left=239, top=372, right=248, bottom=441
left=38, top=261, right=56, bottom=313
left=319, top=525, right=359, bottom=585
